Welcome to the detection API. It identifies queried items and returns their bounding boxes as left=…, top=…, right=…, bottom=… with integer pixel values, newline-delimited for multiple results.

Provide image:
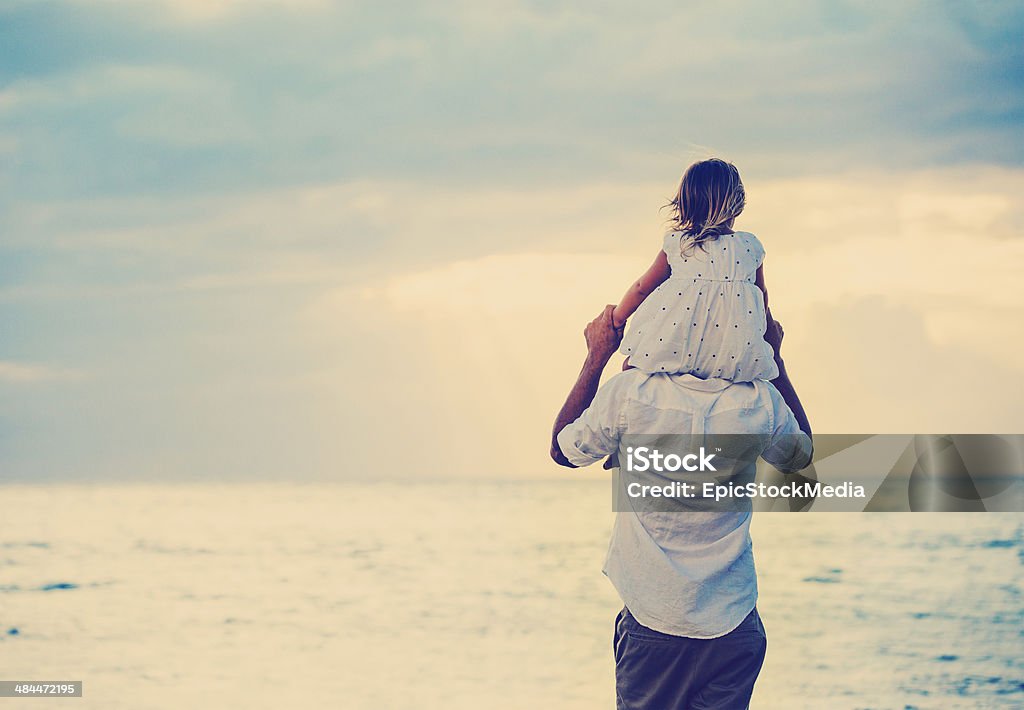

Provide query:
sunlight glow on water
left=1, top=482, right=1021, bottom=709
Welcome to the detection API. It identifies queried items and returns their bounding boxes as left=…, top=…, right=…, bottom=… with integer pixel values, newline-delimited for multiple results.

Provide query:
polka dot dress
left=618, top=231, right=779, bottom=382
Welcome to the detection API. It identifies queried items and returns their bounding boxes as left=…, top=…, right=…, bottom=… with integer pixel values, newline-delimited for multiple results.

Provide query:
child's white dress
left=619, top=230, right=779, bottom=382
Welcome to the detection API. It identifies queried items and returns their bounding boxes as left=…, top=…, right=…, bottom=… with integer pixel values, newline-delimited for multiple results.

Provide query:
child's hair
left=666, top=158, right=746, bottom=249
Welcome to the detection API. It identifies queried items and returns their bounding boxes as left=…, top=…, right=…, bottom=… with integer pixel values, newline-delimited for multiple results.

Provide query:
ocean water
left=0, top=481, right=1021, bottom=709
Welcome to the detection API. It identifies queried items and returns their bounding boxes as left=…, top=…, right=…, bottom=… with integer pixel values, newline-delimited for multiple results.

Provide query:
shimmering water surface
left=1, top=482, right=1021, bottom=709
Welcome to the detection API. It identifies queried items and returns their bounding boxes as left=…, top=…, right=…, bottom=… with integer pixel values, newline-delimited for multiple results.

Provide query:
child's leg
left=622, top=357, right=635, bottom=371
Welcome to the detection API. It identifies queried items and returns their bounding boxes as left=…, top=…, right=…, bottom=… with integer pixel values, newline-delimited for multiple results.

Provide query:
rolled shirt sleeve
left=555, top=373, right=631, bottom=468
left=761, top=384, right=813, bottom=473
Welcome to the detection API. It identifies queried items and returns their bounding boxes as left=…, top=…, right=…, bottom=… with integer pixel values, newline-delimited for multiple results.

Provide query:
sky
left=1, top=0, right=1023, bottom=481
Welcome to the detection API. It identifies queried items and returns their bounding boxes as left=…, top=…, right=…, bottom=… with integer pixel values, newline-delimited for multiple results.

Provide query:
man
left=550, top=305, right=812, bottom=710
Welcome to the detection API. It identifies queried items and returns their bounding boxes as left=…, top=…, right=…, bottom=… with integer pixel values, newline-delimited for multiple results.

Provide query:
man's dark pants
left=613, top=606, right=767, bottom=709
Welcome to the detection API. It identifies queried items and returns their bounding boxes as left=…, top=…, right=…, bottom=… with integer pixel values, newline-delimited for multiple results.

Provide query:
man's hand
left=585, top=305, right=624, bottom=363
left=550, top=305, right=625, bottom=467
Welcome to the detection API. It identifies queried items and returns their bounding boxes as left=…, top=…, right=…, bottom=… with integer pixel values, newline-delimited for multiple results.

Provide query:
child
left=612, top=158, right=779, bottom=382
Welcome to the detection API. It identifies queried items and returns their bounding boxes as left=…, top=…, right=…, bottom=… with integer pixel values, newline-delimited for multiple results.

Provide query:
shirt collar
left=669, top=373, right=736, bottom=392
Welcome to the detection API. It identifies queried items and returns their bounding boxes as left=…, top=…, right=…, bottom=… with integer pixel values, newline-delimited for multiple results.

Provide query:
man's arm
left=765, top=318, right=811, bottom=438
left=756, top=262, right=811, bottom=436
left=550, top=305, right=623, bottom=467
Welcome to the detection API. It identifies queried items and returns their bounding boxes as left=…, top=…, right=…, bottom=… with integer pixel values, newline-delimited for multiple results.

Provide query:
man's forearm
left=771, top=356, right=811, bottom=438
left=550, top=351, right=612, bottom=467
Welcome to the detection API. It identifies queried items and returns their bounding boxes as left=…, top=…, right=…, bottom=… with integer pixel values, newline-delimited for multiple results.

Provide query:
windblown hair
left=666, top=158, right=746, bottom=251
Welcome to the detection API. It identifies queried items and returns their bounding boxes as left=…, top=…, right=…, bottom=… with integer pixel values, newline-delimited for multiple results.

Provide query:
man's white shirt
left=557, top=370, right=812, bottom=638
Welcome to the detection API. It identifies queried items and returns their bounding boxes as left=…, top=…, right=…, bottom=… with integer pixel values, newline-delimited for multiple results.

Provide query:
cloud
left=65, top=0, right=329, bottom=24
left=745, top=165, right=1024, bottom=252
left=3, top=162, right=1022, bottom=480
left=1, top=0, right=1021, bottom=205
left=1, top=1, right=1022, bottom=479
left=0, top=63, right=247, bottom=152
left=300, top=253, right=639, bottom=480
left=785, top=297, right=1024, bottom=433
left=0, top=177, right=669, bottom=302
left=373, top=253, right=644, bottom=315
left=0, top=360, right=82, bottom=383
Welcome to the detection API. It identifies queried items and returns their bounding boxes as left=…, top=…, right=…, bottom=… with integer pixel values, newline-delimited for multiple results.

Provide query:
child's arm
left=612, top=250, right=670, bottom=328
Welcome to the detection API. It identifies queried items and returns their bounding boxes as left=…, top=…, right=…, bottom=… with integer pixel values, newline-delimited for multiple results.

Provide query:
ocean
left=1, top=481, right=1021, bottom=709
